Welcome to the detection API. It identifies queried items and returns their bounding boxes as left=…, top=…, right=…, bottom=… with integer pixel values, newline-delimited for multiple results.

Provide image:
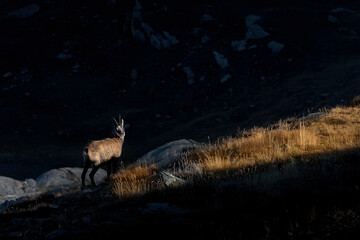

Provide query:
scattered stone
left=220, top=74, right=231, bottom=84
left=300, top=112, right=324, bottom=121
left=331, top=8, right=351, bottom=13
left=160, top=171, right=186, bottom=186
left=8, top=3, right=40, bottom=18
left=36, top=167, right=107, bottom=188
left=231, top=40, right=247, bottom=52
left=328, top=14, right=338, bottom=23
left=201, top=14, right=213, bottom=22
left=131, top=68, right=138, bottom=80
left=8, top=232, right=23, bottom=238
left=245, top=15, right=270, bottom=39
left=0, top=176, right=25, bottom=197
left=138, top=139, right=200, bottom=169
left=177, top=163, right=203, bottom=175
left=320, top=93, right=329, bottom=97
left=82, top=216, right=91, bottom=224
left=213, top=51, right=229, bottom=69
left=56, top=53, right=72, bottom=60
left=201, top=35, right=210, bottom=44
left=2, top=72, right=12, bottom=78
left=268, top=41, right=285, bottom=53
left=183, top=66, right=195, bottom=85
left=45, top=230, right=69, bottom=239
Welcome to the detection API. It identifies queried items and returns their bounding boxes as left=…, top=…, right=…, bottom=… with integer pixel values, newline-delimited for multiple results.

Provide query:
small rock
left=320, top=93, right=329, bottom=97
left=3, top=72, right=12, bottom=78
left=56, top=53, right=72, bottom=60
left=45, top=230, right=69, bottom=239
left=8, top=232, right=22, bottom=238
left=268, top=41, right=285, bottom=53
left=220, top=74, right=231, bottom=84
left=82, top=216, right=91, bottom=224
left=328, top=14, right=338, bottom=23
left=201, top=35, right=210, bottom=44
left=183, top=67, right=195, bottom=85
left=231, top=40, right=247, bottom=51
left=130, top=68, right=138, bottom=80
left=245, top=15, right=270, bottom=39
left=8, top=3, right=40, bottom=18
left=160, top=171, right=186, bottom=186
left=201, top=14, right=213, bottom=22
left=213, top=51, right=229, bottom=69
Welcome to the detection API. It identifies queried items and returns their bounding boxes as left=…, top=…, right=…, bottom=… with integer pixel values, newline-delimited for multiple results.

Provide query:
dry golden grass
left=110, top=164, right=161, bottom=198
left=191, top=106, right=360, bottom=173
left=111, top=105, right=360, bottom=198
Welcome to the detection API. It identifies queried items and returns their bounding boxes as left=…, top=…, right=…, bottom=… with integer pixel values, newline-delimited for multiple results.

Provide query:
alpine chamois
left=81, top=116, right=125, bottom=186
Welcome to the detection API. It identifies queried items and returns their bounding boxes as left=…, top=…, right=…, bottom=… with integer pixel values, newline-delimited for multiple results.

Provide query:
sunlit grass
left=110, top=164, right=162, bottom=198
left=111, top=100, right=360, bottom=198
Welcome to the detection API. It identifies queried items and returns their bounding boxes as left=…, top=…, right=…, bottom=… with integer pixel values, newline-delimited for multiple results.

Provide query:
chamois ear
left=121, top=118, right=124, bottom=128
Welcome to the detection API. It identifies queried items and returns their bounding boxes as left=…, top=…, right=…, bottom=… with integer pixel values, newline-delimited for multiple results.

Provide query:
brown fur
left=81, top=117, right=125, bottom=187
left=84, top=138, right=123, bottom=166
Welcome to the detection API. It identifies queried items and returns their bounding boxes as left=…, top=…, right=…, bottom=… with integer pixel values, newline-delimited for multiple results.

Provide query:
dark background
left=1, top=0, right=360, bottom=179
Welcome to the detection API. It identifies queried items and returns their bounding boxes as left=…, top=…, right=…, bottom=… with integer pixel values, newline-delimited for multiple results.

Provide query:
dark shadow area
left=1, top=0, right=360, bottom=181
left=1, top=146, right=359, bottom=239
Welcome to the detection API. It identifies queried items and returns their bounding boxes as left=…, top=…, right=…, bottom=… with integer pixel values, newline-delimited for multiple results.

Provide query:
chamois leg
left=89, top=165, right=100, bottom=186
left=112, top=158, right=118, bottom=174
left=81, top=159, right=91, bottom=187
left=106, top=161, right=112, bottom=178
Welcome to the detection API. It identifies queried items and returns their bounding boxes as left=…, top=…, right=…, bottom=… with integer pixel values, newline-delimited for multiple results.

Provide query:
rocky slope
left=1, top=0, right=360, bottom=180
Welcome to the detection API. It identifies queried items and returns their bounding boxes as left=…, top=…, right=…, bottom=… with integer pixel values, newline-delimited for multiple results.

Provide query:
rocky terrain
left=1, top=0, right=360, bottom=238
left=1, top=0, right=360, bottom=180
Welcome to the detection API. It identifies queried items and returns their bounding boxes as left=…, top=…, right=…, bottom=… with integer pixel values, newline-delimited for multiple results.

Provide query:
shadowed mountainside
left=1, top=0, right=360, bottom=179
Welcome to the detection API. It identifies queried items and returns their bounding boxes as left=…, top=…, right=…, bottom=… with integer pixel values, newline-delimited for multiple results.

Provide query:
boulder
left=8, top=3, right=40, bottom=18
left=0, top=176, right=25, bottom=198
left=138, top=139, right=200, bottom=169
left=36, top=167, right=107, bottom=188
left=160, top=171, right=186, bottom=186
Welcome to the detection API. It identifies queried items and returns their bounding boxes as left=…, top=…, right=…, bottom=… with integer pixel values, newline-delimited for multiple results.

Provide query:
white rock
left=131, top=68, right=138, bottom=80
left=138, top=139, right=199, bottom=169
left=201, top=14, right=213, bottom=22
left=36, top=167, right=106, bottom=188
left=2, top=72, right=12, bottom=78
left=213, top=51, right=229, bottom=69
left=8, top=3, right=40, bottom=18
left=0, top=176, right=24, bottom=197
left=220, top=74, right=231, bottom=84
left=328, top=14, right=338, bottom=23
left=245, top=15, right=270, bottom=39
left=183, top=67, right=195, bottom=85
left=56, top=53, right=72, bottom=60
left=231, top=40, right=247, bottom=51
left=201, top=35, right=210, bottom=44
left=268, top=41, right=285, bottom=53
left=160, top=171, right=186, bottom=186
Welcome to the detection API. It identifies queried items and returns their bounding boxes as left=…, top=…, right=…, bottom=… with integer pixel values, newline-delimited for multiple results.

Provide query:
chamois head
left=112, top=114, right=125, bottom=138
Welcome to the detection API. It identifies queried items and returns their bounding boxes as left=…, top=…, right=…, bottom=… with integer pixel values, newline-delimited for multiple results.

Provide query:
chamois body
left=81, top=117, right=125, bottom=187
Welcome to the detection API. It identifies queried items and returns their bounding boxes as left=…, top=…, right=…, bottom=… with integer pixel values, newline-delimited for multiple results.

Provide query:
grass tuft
left=110, top=106, right=360, bottom=198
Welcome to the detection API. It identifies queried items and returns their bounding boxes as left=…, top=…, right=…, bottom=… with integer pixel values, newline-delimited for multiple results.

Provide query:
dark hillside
left=1, top=0, right=360, bottom=179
